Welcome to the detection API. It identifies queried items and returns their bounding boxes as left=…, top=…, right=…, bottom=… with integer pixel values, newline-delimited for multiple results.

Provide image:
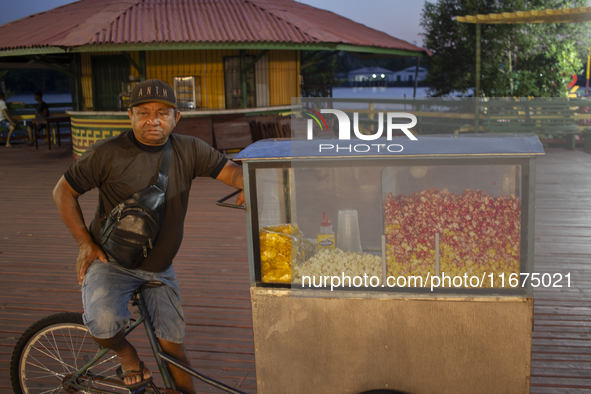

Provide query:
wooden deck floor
left=0, top=144, right=254, bottom=393
left=531, top=147, right=591, bottom=393
left=0, top=142, right=590, bottom=393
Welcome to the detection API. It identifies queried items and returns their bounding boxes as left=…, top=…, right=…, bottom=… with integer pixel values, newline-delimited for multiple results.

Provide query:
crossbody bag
left=98, top=140, right=172, bottom=269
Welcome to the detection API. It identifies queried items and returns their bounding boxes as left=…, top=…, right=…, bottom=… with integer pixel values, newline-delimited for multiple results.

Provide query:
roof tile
left=0, top=0, right=428, bottom=54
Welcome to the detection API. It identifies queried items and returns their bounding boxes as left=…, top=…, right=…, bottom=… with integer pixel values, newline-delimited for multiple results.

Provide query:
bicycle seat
left=141, top=280, right=164, bottom=288
left=136, top=281, right=164, bottom=293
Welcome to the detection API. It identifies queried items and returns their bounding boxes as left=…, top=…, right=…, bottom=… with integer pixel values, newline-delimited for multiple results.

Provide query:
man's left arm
left=215, top=160, right=245, bottom=206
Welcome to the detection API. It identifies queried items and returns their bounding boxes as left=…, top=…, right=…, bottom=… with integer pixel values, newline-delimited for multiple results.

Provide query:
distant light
left=540, top=74, right=543, bottom=76
left=381, top=74, right=385, bottom=78
left=372, top=74, right=376, bottom=78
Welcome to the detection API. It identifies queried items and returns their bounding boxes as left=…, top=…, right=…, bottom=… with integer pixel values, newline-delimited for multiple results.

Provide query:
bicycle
left=10, top=279, right=411, bottom=394
left=10, top=281, right=248, bottom=394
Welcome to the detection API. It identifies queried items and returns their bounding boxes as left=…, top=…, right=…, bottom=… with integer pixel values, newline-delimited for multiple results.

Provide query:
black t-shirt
left=36, top=101, right=49, bottom=117
left=65, top=130, right=228, bottom=272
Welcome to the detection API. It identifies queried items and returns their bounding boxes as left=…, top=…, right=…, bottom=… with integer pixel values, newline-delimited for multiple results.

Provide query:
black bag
left=98, top=141, right=172, bottom=269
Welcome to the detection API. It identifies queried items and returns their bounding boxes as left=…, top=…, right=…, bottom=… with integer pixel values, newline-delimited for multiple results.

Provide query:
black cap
left=129, top=79, right=177, bottom=108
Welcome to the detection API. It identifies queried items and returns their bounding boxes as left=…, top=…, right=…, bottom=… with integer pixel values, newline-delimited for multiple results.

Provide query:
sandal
left=115, top=360, right=153, bottom=393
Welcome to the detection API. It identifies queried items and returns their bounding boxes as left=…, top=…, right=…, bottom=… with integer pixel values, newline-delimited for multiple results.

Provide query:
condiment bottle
left=317, top=212, right=335, bottom=250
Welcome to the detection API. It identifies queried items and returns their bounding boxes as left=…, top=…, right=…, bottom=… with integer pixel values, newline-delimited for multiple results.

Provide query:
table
left=31, top=116, right=71, bottom=150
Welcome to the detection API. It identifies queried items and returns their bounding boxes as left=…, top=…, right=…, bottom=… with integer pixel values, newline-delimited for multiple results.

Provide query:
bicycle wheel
left=10, top=312, right=122, bottom=394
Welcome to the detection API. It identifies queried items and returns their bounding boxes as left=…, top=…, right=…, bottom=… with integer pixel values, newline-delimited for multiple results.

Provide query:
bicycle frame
left=62, top=289, right=247, bottom=394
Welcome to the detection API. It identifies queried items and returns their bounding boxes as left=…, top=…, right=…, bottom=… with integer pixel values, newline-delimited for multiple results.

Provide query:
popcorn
left=384, top=188, right=521, bottom=288
left=292, top=248, right=382, bottom=285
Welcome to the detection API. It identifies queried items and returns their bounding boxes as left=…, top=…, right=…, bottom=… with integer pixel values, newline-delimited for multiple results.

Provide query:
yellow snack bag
left=259, top=224, right=300, bottom=283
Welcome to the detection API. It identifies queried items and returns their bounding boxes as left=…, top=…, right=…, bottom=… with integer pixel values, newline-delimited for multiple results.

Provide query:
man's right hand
left=53, top=176, right=108, bottom=286
left=77, top=241, right=108, bottom=285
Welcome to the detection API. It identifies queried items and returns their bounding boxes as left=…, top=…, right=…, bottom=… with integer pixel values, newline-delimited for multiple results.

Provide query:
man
left=0, top=92, right=17, bottom=148
left=53, top=79, right=244, bottom=393
left=25, top=91, right=50, bottom=146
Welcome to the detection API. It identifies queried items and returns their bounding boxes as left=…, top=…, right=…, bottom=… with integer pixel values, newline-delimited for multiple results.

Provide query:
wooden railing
left=309, top=97, right=591, bottom=149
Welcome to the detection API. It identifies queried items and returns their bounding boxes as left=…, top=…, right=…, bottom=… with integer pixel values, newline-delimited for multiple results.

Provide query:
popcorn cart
left=226, top=134, right=543, bottom=394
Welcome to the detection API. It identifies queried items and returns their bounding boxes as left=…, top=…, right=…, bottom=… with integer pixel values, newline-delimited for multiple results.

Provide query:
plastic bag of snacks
left=259, top=224, right=316, bottom=283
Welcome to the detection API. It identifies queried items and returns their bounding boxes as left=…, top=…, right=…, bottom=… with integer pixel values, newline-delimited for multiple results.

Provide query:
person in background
left=24, top=91, right=50, bottom=146
left=0, top=92, right=18, bottom=148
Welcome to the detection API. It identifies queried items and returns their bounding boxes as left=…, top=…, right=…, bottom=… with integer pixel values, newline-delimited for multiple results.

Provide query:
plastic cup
left=337, top=209, right=362, bottom=253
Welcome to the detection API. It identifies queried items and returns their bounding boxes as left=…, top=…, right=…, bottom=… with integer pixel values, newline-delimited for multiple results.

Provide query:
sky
left=0, top=0, right=427, bottom=47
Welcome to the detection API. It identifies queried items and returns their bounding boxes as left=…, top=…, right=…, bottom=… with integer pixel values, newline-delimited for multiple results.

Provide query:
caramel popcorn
left=384, top=188, right=521, bottom=288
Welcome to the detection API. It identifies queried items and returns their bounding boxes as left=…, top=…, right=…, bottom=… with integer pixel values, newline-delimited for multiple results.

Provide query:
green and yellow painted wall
left=80, top=49, right=299, bottom=110
left=71, top=113, right=132, bottom=156
left=71, top=49, right=299, bottom=156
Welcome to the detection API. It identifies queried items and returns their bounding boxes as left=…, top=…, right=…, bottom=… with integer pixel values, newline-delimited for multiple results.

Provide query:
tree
left=421, top=0, right=589, bottom=97
left=300, top=51, right=339, bottom=97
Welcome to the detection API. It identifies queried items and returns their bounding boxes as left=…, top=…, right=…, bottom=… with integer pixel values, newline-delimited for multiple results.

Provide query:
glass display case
left=173, top=76, right=200, bottom=109
left=234, top=134, right=543, bottom=296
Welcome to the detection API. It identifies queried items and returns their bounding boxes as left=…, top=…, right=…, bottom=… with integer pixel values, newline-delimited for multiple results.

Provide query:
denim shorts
left=0, top=119, right=12, bottom=129
left=82, top=260, right=185, bottom=343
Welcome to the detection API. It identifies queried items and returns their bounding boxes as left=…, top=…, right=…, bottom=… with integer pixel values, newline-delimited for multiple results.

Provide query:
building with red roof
left=0, top=0, right=430, bottom=155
